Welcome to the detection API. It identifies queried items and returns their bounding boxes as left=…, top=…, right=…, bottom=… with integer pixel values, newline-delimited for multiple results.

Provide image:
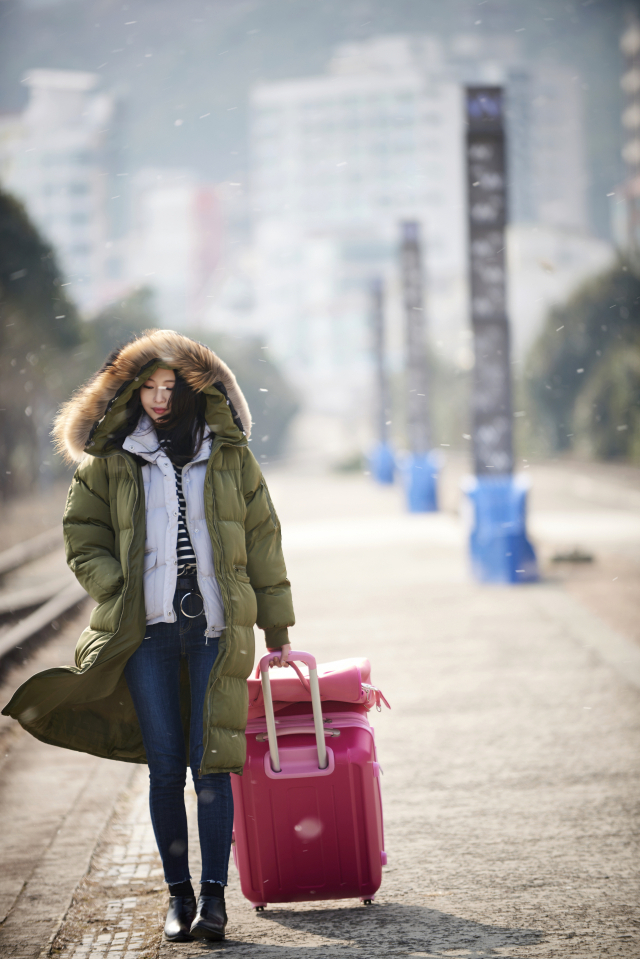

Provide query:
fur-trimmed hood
left=53, top=329, right=252, bottom=462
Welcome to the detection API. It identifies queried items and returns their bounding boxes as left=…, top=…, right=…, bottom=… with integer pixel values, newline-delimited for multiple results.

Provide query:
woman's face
left=139, top=368, right=176, bottom=422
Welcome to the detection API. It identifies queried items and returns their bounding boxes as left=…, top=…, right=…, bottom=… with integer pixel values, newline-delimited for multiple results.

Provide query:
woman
left=2, top=330, right=295, bottom=943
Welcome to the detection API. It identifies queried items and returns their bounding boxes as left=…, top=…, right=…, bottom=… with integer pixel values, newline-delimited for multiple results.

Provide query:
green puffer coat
left=1, top=330, right=295, bottom=775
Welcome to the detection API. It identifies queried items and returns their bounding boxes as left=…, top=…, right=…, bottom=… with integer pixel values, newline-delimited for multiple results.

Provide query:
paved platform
left=0, top=605, right=135, bottom=959
left=0, top=467, right=638, bottom=958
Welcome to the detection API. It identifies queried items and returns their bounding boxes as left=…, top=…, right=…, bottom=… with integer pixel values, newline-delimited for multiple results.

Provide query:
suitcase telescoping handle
left=259, top=650, right=328, bottom=773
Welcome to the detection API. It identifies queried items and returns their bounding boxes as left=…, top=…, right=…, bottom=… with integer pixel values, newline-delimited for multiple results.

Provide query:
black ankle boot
left=189, top=895, right=228, bottom=942
left=164, top=895, right=197, bottom=942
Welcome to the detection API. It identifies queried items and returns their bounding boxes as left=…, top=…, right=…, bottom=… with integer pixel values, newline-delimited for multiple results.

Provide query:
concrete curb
left=0, top=747, right=136, bottom=959
left=35, top=762, right=139, bottom=959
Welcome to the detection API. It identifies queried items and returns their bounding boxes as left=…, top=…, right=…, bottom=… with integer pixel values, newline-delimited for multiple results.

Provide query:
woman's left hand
left=266, top=643, right=291, bottom=668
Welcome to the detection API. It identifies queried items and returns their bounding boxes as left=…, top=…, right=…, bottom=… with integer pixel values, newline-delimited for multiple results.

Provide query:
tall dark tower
left=400, top=221, right=437, bottom=512
left=466, top=88, right=513, bottom=477
left=369, top=277, right=395, bottom=484
left=464, top=87, right=537, bottom=582
left=401, top=223, right=431, bottom=455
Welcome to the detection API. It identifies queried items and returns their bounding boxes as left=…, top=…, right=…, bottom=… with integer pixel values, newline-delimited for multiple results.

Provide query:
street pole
left=369, top=276, right=395, bottom=484
left=464, top=86, right=537, bottom=582
left=401, top=221, right=437, bottom=511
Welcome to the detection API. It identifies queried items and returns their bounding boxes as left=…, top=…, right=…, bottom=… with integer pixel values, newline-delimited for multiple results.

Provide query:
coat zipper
left=199, top=441, right=237, bottom=776
left=181, top=458, right=221, bottom=641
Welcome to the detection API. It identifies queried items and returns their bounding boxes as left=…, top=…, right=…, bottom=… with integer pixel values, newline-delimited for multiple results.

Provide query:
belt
left=176, top=575, right=204, bottom=619
left=177, top=575, right=199, bottom=590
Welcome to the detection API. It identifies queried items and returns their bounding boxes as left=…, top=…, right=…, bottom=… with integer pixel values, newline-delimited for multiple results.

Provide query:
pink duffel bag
left=247, top=656, right=389, bottom=720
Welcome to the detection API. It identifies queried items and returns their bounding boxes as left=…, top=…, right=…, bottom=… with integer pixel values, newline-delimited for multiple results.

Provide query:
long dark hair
left=108, top=370, right=210, bottom=466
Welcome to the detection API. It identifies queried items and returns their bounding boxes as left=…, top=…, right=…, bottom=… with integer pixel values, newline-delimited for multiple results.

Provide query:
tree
left=74, top=286, right=159, bottom=384
left=526, top=259, right=640, bottom=461
left=0, top=183, right=298, bottom=504
left=214, top=336, right=299, bottom=460
left=74, top=291, right=299, bottom=461
left=0, top=188, right=80, bottom=500
left=574, top=346, right=640, bottom=460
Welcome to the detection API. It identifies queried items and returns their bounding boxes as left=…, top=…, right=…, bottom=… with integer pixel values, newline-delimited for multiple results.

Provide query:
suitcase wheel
left=362, top=899, right=374, bottom=906
left=253, top=904, right=266, bottom=912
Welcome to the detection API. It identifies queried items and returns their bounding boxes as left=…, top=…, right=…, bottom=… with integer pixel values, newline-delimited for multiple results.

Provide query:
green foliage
left=526, top=259, right=640, bottom=461
left=388, top=352, right=471, bottom=452
left=202, top=337, right=299, bottom=460
left=71, top=290, right=299, bottom=461
left=84, top=287, right=159, bottom=365
left=0, top=190, right=80, bottom=347
left=0, top=188, right=81, bottom=500
left=574, top=346, right=640, bottom=461
left=332, top=451, right=368, bottom=473
left=0, top=221, right=299, bottom=502
left=70, top=287, right=159, bottom=388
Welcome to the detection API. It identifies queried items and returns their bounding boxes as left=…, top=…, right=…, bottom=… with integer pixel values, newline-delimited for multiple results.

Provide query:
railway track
left=0, top=529, right=87, bottom=666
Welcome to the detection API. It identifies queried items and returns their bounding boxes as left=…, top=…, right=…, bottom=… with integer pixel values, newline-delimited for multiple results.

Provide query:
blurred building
left=2, top=69, right=124, bottom=313
left=613, top=14, right=640, bottom=267
left=528, top=66, right=588, bottom=233
left=251, top=36, right=466, bottom=413
left=129, top=169, right=223, bottom=326
left=250, top=34, right=607, bottom=423
left=0, top=112, right=24, bottom=185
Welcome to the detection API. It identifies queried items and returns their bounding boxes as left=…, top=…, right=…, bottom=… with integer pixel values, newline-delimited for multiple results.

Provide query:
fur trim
left=53, top=329, right=252, bottom=462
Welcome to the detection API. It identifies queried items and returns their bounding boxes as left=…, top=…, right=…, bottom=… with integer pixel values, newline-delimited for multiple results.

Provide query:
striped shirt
left=173, top=464, right=197, bottom=573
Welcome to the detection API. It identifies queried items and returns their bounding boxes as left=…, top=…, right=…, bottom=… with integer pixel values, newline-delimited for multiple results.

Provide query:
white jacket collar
left=123, top=414, right=212, bottom=465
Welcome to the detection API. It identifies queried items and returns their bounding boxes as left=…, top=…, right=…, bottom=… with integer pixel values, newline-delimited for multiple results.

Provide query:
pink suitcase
left=231, top=650, right=389, bottom=909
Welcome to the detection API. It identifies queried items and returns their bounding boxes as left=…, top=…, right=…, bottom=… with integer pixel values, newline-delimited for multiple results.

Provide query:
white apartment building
left=250, top=35, right=608, bottom=423
left=529, top=66, right=589, bottom=233
left=129, top=169, right=223, bottom=326
left=4, top=69, right=119, bottom=313
left=0, top=113, right=24, bottom=185
left=251, top=36, right=466, bottom=413
left=612, top=15, right=640, bottom=265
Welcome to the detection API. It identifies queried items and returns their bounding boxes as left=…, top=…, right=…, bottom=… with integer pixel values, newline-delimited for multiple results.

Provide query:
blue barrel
left=464, top=474, right=538, bottom=583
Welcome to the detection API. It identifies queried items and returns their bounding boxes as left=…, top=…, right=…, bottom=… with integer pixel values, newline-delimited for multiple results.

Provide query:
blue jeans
left=124, top=590, right=233, bottom=886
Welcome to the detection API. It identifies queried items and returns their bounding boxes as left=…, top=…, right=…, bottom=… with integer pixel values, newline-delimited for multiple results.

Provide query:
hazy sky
left=0, top=0, right=630, bottom=238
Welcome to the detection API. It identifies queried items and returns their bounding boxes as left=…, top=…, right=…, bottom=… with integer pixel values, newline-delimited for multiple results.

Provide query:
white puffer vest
left=123, top=415, right=225, bottom=637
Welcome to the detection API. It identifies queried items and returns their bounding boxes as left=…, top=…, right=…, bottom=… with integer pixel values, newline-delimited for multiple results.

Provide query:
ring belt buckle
left=180, top=590, right=205, bottom=619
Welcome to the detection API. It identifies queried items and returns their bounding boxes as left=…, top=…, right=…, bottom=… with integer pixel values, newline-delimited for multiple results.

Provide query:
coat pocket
left=89, top=590, right=125, bottom=633
left=234, top=564, right=251, bottom=583
left=144, top=548, right=158, bottom=571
